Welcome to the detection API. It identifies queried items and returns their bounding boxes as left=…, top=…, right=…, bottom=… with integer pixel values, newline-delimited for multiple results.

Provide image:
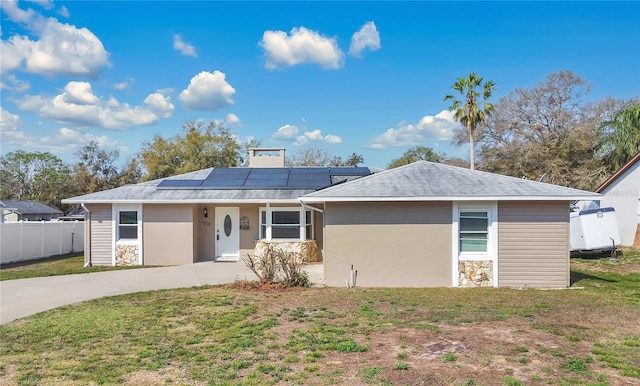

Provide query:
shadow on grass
left=570, top=270, right=618, bottom=286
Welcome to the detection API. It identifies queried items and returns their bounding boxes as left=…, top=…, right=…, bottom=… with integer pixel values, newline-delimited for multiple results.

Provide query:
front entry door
left=215, top=207, right=240, bottom=261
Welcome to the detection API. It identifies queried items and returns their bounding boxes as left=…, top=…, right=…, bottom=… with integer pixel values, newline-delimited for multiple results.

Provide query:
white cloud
left=348, top=21, right=381, bottom=58
left=113, top=77, right=134, bottom=90
left=365, top=110, right=458, bottom=150
left=272, top=124, right=299, bottom=140
left=15, top=81, right=175, bottom=130
left=62, top=81, right=99, bottom=105
left=0, top=107, right=21, bottom=132
left=0, top=0, right=36, bottom=23
left=173, top=34, right=198, bottom=57
left=0, top=74, right=30, bottom=92
left=225, top=113, right=242, bottom=127
left=272, top=124, right=342, bottom=146
left=1, top=125, right=119, bottom=155
left=179, top=70, right=235, bottom=111
left=143, top=92, right=174, bottom=118
left=58, top=5, right=69, bottom=17
left=0, top=2, right=110, bottom=77
left=27, top=0, right=53, bottom=10
left=259, top=27, right=344, bottom=70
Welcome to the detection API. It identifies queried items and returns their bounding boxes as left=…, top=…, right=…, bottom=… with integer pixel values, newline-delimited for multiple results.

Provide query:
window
left=118, top=211, right=138, bottom=239
left=259, top=208, right=313, bottom=241
left=459, top=211, right=488, bottom=252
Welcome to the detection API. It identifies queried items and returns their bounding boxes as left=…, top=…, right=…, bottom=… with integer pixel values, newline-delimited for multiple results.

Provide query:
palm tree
left=598, top=102, right=640, bottom=171
left=444, top=73, right=496, bottom=170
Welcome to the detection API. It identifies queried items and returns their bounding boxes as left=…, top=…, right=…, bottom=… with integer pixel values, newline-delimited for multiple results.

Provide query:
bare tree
left=478, top=71, right=620, bottom=190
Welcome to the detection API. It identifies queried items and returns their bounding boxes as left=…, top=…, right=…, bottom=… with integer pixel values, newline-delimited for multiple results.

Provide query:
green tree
left=140, top=120, right=243, bottom=181
left=444, top=72, right=496, bottom=170
left=478, top=71, right=618, bottom=190
left=70, top=141, right=120, bottom=195
left=117, top=157, right=143, bottom=186
left=388, top=146, right=444, bottom=168
left=598, top=101, right=640, bottom=172
left=0, top=151, right=71, bottom=207
left=330, top=152, right=364, bottom=167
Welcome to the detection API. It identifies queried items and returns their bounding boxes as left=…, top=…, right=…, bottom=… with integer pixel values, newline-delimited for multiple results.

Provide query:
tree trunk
left=468, top=124, right=475, bottom=170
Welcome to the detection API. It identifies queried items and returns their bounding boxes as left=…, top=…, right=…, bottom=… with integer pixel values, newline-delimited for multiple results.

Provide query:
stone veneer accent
left=116, top=244, right=139, bottom=266
left=458, top=260, right=493, bottom=287
left=254, top=240, right=321, bottom=263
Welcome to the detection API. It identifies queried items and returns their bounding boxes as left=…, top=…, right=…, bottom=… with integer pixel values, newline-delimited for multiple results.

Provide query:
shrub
left=244, top=244, right=310, bottom=288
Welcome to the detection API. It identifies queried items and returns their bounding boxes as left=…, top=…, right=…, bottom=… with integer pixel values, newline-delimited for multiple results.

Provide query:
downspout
left=81, top=203, right=92, bottom=267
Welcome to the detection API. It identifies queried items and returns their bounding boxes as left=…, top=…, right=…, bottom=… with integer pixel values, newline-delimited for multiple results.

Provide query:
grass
left=0, top=253, right=150, bottom=281
left=0, top=250, right=638, bottom=385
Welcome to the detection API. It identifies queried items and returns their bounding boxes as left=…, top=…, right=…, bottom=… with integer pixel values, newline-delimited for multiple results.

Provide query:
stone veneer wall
left=458, top=260, right=493, bottom=287
left=254, top=240, right=321, bottom=263
left=116, top=244, right=139, bottom=266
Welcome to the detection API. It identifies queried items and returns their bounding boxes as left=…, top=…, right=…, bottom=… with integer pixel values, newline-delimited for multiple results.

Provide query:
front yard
left=0, top=252, right=638, bottom=385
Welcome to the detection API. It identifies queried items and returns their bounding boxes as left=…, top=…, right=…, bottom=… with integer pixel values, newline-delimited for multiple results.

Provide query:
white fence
left=0, top=221, right=84, bottom=265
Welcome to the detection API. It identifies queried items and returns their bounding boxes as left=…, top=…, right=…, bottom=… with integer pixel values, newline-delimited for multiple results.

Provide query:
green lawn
left=0, top=251, right=638, bottom=385
left=0, top=253, right=150, bottom=281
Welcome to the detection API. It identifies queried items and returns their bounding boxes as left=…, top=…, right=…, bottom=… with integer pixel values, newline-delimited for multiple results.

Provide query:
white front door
left=215, top=207, right=240, bottom=261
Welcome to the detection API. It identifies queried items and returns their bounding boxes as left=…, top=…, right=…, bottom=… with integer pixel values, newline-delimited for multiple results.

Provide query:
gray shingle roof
left=0, top=200, right=63, bottom=214
left=62, top=168, right=317, bottom=203
left=301, top=161, right=601, bottom=201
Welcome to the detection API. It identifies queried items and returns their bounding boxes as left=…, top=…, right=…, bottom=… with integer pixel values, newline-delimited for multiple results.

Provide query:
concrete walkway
left=0, top=261, right=324, bottom=325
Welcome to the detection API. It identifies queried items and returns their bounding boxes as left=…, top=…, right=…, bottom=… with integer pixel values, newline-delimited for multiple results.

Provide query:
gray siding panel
left=89, top=204, right=112, bottom=266
left=498, top=201, right=570, bottom=288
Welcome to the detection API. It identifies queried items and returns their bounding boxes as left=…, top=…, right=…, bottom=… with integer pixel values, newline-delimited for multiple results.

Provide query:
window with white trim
left=259, top=207, right=313, bottom=241
left=118, top=211, right=138, bottom=240
left=459, top=211, right=488, bottom=252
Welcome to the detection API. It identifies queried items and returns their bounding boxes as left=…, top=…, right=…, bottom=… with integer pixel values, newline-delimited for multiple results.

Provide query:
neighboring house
left=58, top=205, right=86, bottom=221
left=592, top=153, right=640, bottom=247
left=0, top=200, right=63, bottom=222
left=62, top=149, right=599, bottom=288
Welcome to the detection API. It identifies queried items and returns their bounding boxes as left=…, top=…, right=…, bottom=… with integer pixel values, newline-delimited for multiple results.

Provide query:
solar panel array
left=157, top=167, right=371, bottom=190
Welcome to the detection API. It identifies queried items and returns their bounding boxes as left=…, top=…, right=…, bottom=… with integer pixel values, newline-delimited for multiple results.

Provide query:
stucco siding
left=599, top=162, right=640, bottom=246
left=87, top=204, right=112, bottom=266
left=498, top=201, right=570, bottom=288
left=239, top=204, right=260, bottom=259
left=324, top=202, right=452, bottom=287
left=143, top=204, right=194, bottom=265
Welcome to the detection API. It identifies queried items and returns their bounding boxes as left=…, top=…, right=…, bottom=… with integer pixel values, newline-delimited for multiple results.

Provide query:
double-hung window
left=260, top=207, right=313, bottom=241
left=118, top=211, right=138, bottom=240
left=459, top=211, right=488, bottom=252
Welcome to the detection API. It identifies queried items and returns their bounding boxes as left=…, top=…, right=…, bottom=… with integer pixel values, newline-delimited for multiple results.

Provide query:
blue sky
left=2, top=1, right=639, bottom=168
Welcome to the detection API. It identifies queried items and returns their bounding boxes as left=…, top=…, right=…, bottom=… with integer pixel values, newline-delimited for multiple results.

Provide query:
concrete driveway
left=0, top=261, right=324, bottom=325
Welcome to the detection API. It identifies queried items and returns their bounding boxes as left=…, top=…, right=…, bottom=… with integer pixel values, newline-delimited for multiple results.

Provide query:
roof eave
left=595, top=152, right=640, bottom=193
left=62, top=198, right=304, bottom=205
left=300, top=195, right=602, bottom=203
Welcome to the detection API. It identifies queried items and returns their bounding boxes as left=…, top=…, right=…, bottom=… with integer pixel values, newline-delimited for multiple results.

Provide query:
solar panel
left=157, top=167, right=371, bottom=190
left=329, top=167, right=370, bottom=176
left=201, top=179, right=248, bottom=187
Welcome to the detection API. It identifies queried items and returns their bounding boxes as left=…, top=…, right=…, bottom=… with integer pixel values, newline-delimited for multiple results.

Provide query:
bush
left=244, top=244, right=310, bottom=288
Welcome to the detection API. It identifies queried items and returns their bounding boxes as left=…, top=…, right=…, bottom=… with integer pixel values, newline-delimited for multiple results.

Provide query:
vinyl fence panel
left=0, top=221, right=84, bottom=264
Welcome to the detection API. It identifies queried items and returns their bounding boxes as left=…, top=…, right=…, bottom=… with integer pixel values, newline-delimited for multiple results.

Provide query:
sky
left=1, top=1, right=639, bottom=169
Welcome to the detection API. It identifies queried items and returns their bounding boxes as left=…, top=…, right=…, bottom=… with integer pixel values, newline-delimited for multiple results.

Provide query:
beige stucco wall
left=498, top=201, right=570, bottom=288
left=143, top=204, right=194, bottom=265
left=197, top=204, right=215, bottom=260
left=324, top=201, right=452, bottom=287
left=239, top=204, right=260, bottom=259
left=86, top=203, right=112, bottom=266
